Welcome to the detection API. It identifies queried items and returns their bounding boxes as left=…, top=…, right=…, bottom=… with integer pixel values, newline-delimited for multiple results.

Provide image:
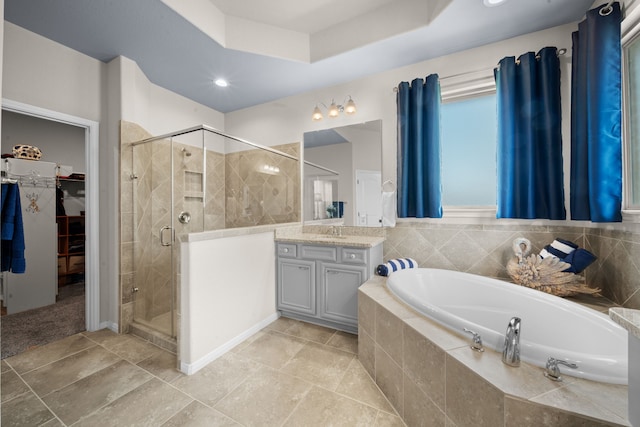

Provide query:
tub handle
left=544, top=357, right=578, bottom=382
left=463, top=328, right=484, bottom=353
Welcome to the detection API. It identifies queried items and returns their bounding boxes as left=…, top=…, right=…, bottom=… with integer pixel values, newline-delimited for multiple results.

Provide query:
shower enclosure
left=129, top=125, right=300, bottom=339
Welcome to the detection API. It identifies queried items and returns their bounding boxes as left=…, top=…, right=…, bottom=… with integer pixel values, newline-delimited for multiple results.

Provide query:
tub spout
left=502, top=317, right=521, bottom=367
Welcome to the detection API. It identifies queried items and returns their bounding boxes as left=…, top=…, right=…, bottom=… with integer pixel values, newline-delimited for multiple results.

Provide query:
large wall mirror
left=303, top=120, right=382, bottom=227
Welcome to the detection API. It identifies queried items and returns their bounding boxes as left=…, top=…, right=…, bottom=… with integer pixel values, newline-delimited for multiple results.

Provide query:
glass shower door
left=132, top=138, right=175, bottom=338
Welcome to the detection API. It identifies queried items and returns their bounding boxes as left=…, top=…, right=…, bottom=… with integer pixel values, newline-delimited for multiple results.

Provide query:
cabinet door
left=278, top=258, right=316, bottom=315
left=319, top=262, right=366, bottom=326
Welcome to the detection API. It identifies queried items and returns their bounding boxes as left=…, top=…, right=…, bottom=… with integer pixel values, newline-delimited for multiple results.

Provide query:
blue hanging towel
left=1, top=183, right=26, bottom=273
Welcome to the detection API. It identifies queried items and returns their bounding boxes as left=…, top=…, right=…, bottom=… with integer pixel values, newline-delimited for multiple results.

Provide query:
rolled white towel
left=376, top=258, right=418, bottom=276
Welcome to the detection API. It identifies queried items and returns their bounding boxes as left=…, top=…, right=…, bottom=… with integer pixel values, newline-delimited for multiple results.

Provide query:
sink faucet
left=502, top=317, right=521, bottom=367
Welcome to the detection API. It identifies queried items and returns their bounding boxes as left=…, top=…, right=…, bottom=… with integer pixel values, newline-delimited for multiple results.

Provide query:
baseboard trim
left=180, top=312, right=279, bottom=375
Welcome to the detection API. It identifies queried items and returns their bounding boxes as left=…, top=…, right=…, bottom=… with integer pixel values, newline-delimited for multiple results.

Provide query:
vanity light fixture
left=312, top=96, right=357, bottom=121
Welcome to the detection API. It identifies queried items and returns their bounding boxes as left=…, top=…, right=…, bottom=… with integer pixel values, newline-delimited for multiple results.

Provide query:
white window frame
left=621, top=4, right=640, bottom=220
left=439, top=69, right=497, bottom=218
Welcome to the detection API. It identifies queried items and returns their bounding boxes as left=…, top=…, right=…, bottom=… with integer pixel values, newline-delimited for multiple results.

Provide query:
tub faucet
left=463, top=328, right=484, bottom=352
left=544, top=357, right=578, bottom=382
left=502, top=317, right=521, bottom=367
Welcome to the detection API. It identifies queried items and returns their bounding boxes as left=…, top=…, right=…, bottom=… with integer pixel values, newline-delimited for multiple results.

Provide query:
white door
left=355, top=170, right=382, bottom=227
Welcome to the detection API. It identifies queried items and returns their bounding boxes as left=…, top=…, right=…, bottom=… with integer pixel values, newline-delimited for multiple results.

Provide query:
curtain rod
left=392, top=47, right=567, bottom=92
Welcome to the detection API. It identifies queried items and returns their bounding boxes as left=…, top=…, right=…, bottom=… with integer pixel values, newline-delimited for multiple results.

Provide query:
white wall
left=118, top=55, right=224, bottom=137
left=3, top=24, right=227, bottom=330
left=1, top=110, right=85, bottom=172
left=2, top=21, right=114, bottom=326
left=180, top=232, right=277, bottom=373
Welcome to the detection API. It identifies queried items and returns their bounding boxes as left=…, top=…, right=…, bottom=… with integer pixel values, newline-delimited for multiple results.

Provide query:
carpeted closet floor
left=1, top=282, right=85, bottom=359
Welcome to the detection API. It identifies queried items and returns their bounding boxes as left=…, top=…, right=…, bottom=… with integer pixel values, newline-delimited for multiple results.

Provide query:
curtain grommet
left=599, top=5, right=613, bottom=16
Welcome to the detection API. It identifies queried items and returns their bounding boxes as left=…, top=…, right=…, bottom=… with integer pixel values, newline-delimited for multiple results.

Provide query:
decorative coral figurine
left=506, top=238, right=600, bottom=297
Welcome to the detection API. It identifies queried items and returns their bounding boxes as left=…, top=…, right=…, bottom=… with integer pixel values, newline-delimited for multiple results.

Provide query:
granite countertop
left=275, top=233, right=385, bottom=248
left=609, top=307, right=640, bottom=340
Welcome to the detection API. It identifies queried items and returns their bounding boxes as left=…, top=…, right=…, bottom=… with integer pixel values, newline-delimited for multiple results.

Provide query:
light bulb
left=328, top=101, right=339, bottom=118
left=312, top=105, right=323, bottom=121
left=345, top=97, right=357, bottom=115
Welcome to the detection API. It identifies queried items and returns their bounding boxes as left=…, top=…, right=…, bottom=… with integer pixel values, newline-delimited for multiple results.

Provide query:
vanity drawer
left=340, top=248, right=368, bottom=265
left=277, top=243, right=298, bottom=258
left=301, top=245, right=337, bottom=262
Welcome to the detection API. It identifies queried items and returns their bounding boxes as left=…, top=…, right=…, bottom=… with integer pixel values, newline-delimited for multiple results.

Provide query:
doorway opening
left=0, top=99, right=99, bottom=358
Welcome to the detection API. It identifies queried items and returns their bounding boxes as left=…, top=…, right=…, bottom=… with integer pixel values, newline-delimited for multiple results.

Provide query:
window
left=441, top=94, right=497, bottom=207
left=625, top=33, right=640, bottom=209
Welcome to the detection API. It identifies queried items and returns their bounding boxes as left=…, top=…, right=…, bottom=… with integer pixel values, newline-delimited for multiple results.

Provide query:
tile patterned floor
left=1, top=317, right=405, bottom=426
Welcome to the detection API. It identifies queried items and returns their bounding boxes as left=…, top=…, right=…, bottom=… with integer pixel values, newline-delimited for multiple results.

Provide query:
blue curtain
left=570, top=2, right=622, bottom=222
left=397, top=75, right=442, bottom=218
left=495, top=47, right=566, bottom=219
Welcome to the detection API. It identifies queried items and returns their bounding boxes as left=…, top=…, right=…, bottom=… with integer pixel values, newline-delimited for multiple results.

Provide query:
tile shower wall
left=225, top=143, right=300, bottom=228
left=120, top=121, right=301, bottom=334
left=384, top=222, right=640, bottom=310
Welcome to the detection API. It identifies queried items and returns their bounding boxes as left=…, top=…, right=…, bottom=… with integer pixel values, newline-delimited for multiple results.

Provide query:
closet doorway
left=0, top=100, right=99, bottom=358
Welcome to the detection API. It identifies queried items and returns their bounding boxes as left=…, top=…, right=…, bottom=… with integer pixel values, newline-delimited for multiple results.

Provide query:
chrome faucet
left=502, top=317, right=521, bottom=367
left=544, top=357, right=578, bottom=382
left=463, top=328, right=484, bottom=352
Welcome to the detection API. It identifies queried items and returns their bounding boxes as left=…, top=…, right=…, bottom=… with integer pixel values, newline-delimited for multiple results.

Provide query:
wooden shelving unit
left=57, top=215, right=85, bottom=286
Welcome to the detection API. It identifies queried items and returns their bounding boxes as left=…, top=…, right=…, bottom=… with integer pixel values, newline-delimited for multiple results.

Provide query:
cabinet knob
left=283, top=248, right=289, bottom=253
left=349, top=253, right=356, bottom=259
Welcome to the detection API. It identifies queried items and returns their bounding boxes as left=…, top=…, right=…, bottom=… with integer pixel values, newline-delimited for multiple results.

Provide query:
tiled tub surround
left=384, top=222, right=640, bottom=310
left=359, top=276, right=630, bottom=426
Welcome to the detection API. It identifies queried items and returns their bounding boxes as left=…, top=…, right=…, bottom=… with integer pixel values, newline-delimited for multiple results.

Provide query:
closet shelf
left=57, top=215, right=85, bottom=285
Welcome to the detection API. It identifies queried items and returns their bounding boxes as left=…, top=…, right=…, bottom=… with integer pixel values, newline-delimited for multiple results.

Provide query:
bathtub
left=386, top=268, right=628, bottom=385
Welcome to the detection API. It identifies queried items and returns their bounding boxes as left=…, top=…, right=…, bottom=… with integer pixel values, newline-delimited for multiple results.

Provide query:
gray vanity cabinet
left=277, top=258, right=316, bottom=315
left=319, top=262, right=366, bottom=325
left=276, top=241, right=382, bottom=333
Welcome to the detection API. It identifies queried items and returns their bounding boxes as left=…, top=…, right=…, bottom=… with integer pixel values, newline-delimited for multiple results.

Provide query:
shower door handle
left=159, top=225, right=173, bottom=246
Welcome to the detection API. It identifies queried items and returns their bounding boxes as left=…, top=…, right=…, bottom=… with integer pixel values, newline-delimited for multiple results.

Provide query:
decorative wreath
left=12, top=145, right=42, bottom=161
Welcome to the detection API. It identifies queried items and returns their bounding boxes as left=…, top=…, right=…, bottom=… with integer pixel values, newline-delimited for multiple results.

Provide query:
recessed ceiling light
left=214, top=78, right=229, bottom=87
left=483, top=0, right=508, bottom=6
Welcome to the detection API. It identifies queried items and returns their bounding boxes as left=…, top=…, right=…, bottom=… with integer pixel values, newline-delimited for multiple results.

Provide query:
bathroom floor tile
left=280, top=318, right=337, bottom=344
left=264, top=316, right=299, bottom=333
left=236, top=329, right=307, bottom=369
left=373, top=410, right=406, bottom=426
left=0, top=324, right=416, bottom=427
left=137, top=348, right=181, bottom=382
left=0, top=390, right=56, bottom=426
left=335, top=358, right=395, bottom=413
left=21, top=345, right=121, bottom=397
left=171, top=352, right=262, bottom=407
left=162, top=401, right=241, bottom=427
left=82, top=328, right=121, bottom=346
left=229, top=330, right=265, bottom=354
left=42, top=360, right=153, bottom=425
left=1, top=360, right=12, bottom=373
left=72, top=378, right=193, bottom=427
left=1, top=369, right=30, bottom=403
left=327, top=330, right=359, bottom=354
left=281, top=341, right=354, bottom=390
left=5, top=334, right=95, bottom=374
left=105, top=335, right=166, bottom=364
left=283, top=385, right=378, bottom=426
left=40, top=417, right=65, bottom=427
left=215, top=367, right=312, bottom=426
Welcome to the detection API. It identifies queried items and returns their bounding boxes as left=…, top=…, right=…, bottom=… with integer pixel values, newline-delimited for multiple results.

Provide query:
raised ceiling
left=4, top=0, right=594, bottom=113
